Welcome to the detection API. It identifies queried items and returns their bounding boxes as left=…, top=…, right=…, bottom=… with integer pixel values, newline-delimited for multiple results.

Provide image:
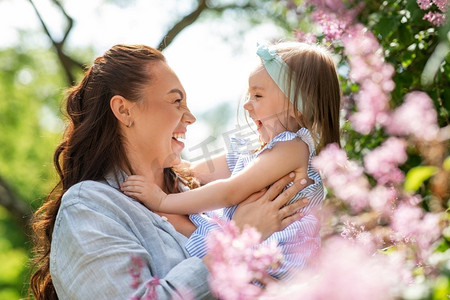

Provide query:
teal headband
left=256, top=43, right=302, bottom=112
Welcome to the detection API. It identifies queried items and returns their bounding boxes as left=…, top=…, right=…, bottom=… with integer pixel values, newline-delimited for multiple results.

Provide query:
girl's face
left=129, top=61, right=196, bottom=169
left=244, top=65, right=298, bottom=143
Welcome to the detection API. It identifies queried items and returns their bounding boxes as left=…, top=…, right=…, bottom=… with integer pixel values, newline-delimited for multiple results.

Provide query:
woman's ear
left=110, top=95, right=133, bottom=127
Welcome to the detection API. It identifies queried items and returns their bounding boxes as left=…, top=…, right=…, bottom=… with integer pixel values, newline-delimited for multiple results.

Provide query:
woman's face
left=129, top=61, right=196, bottom=169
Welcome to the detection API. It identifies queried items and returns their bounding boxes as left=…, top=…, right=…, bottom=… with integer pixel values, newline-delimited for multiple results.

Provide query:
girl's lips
left=255, top=120, right=263, bottom=130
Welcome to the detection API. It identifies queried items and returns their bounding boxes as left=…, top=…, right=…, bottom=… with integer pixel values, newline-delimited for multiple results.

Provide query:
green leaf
left=404, top=166, right=438, bottom=192
left=443, top=156, right=450, bottom=171
left=433, top=276, right=450, bottom=300
left=375, top=16, right=398, bottom=39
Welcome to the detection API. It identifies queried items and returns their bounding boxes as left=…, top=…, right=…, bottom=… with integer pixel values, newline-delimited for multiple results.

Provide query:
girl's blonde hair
left=274, top=42, right=341, bottom=152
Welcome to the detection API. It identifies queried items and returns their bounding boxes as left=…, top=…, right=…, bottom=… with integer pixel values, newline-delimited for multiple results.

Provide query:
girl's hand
left=120, top=175, right=166, bottom=211
left=232, top=174, right=309, bottom=241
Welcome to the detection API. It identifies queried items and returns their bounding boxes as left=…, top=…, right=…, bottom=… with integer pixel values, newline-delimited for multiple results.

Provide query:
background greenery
left=0, top=0, right=448, bottom=299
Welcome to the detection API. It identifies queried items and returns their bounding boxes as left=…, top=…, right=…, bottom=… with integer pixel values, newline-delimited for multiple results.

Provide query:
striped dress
left=185, top=128, right=323, bottom=279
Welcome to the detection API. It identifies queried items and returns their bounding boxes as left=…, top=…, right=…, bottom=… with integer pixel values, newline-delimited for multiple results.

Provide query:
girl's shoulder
left=260, top=128, right=316, bottom=156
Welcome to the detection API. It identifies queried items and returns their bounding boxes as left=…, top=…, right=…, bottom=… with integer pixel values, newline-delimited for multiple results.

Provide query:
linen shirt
left=50, top=170, right=214, bottom=299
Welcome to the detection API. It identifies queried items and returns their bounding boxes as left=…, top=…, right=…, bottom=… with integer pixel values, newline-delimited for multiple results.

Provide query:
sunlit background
left=1, top=0, right=448, bottom=298
left=1, top=0, right=284, bottom=157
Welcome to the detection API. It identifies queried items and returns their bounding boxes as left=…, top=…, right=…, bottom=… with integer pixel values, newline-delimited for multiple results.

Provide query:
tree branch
left=158, top=0, right=208, bottom=51
left=0, top=176, right=33, bottom=233
left=28, top=0, right=84, bottom=85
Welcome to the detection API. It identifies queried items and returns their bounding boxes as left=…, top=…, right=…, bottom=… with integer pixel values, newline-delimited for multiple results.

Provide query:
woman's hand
left=232, top=174, right=309, bottom=241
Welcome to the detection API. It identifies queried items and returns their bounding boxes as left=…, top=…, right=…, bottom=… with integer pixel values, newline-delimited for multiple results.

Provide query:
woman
left=30, top=44, right=308, bottom=299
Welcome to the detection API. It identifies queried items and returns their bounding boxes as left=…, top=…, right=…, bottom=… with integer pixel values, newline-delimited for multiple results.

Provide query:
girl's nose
left=243, top=98, right=252, bottom=111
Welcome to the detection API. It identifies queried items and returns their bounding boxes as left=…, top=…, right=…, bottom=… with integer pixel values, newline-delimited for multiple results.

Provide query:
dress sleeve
left=265, top=214, right=321, bottom=279
left=185, top=214, right=219, bottom=258
left=50, top=200, right=212, bottom=299
left=225, top=137, right=247, bottom=173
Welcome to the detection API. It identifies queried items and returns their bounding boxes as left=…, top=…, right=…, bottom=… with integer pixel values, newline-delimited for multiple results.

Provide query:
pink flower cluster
left=294, top=30, right=317, bottom=44
left=343, top=25, right=396, bottom=134
left=391, top=200, right=442, bottom=261
left=128, top=255, right=160, bottom=300
left=363, top=137, right=408, bottom=185
left=385, top=91, right=440, bottom=141
left=312, top=143, right=371, bottom=211
left=417, top=0, right=449, bottom=26
left=206, top=218, right=283, bottom=300
left=313, top=143, right=399, bottom=215
left=262, top=237, right=400, bottom=300
left=306, top=0, right=358, bottom=41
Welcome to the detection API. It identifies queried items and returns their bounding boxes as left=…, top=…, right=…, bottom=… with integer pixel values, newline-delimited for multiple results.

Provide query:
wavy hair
left=29, top=44, right=197, bottom=299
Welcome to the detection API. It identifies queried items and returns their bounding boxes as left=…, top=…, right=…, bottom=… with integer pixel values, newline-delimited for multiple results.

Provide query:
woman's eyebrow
left=168, top=88, right=184, bottom=99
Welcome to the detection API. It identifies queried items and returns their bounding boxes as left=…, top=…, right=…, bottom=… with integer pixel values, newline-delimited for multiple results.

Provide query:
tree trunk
left=0, top=176, right=33, bottom=233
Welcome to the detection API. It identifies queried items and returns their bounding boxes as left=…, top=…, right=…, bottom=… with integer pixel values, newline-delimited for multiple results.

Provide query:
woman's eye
left=174, top=99, right=182, bottom=103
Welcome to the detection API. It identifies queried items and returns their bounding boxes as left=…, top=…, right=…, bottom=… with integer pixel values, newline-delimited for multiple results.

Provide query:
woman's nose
left=183, top=109, right=196, bottom=125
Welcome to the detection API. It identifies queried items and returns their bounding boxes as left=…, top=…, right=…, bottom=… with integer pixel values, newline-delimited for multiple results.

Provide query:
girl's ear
left=110, top=95, right=133, bottom=127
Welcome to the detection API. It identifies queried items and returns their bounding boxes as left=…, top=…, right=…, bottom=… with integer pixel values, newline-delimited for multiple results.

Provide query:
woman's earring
left=127, top=120, right=133, bottom=128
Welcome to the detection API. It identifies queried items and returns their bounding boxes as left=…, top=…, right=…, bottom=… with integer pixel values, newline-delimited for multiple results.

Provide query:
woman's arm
left=122, top=139, right=309, bottom=214
left=51, top=183, right=213, bottom=299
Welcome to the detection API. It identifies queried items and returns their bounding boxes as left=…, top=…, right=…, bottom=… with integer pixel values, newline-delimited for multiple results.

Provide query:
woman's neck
left=124, top=152, right=166, bottom=189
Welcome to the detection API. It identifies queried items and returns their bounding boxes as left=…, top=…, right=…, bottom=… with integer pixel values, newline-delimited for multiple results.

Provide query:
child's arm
left=122, top=138, right=310, bottom=214
left=190, top=154, right=231, bottom=184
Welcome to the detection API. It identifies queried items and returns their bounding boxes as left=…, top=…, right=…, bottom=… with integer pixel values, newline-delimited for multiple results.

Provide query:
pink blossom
left=306, top=0, right=347, bottom=12
left=417, top=0, right=449, bottom=25
left=207, top=219, right=283, bottom=300
left=263, top=237, right=400, bottom=300
left=423, top=11, right=447, bottom=26
left=363, top=137, right=408, bottom=185
left=342, top=24, right=395, bottom=134
left=294, top=30, right=317, bottom=44
left=129, top=255, right=145, bottom=289
left=417, top=0, right=449, bottom=11
left=433, top=0, right=449, bottom=11
left=368, top=185, right=397, bottom=216
left=417, top=0, right=433, bottom=9
left=313, top=143, right=371, bottom=212
left=385, top=91, right=439, bottom=141
left=391, top=201, right=442, bottom=261
left=311, top=9, right=352, bottom=41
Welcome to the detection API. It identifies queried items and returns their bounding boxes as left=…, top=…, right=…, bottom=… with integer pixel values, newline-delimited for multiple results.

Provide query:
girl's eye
left=255, top=94, right=262, bottom=99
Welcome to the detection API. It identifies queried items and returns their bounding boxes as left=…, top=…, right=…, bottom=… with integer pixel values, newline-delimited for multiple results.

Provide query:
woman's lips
left=172, top=132, right=186, bottom=149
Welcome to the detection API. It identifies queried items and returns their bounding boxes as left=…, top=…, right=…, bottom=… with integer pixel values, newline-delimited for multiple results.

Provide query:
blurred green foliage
left=0, top=42, right=88, bottom=297
left=0, top=0, right=449, bottom=298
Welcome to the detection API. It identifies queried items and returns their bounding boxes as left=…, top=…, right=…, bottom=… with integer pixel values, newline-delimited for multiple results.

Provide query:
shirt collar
left=103, top=167, right=128, bottom=190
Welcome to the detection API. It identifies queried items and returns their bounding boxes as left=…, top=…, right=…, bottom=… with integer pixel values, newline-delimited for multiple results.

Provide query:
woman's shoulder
left=62, top=180, right=116, bottom=206
left=60, top=179, right=144, bottom=217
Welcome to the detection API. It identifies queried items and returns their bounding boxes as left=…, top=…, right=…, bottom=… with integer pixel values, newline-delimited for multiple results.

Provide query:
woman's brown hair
left=29, top=44, right=194, bottom=299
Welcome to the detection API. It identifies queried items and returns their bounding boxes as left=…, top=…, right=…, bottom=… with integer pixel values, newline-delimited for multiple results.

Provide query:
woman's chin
left=167, top=153, right=182, bottom=168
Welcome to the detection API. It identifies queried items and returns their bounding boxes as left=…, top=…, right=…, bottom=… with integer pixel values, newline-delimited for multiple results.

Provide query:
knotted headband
left=256, top=43, right=302, bottom=112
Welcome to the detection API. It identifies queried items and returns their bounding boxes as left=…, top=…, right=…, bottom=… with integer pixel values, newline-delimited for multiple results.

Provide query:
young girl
left=121, top=42, right=341, bottom=278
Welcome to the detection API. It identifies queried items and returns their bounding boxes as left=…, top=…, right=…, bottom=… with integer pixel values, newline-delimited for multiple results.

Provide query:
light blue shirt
left=50, top=170, right=214, bottom=299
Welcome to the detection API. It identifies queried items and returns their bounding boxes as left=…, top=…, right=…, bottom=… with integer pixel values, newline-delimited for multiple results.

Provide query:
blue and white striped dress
left=185, top=128, right=322, bottom=279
